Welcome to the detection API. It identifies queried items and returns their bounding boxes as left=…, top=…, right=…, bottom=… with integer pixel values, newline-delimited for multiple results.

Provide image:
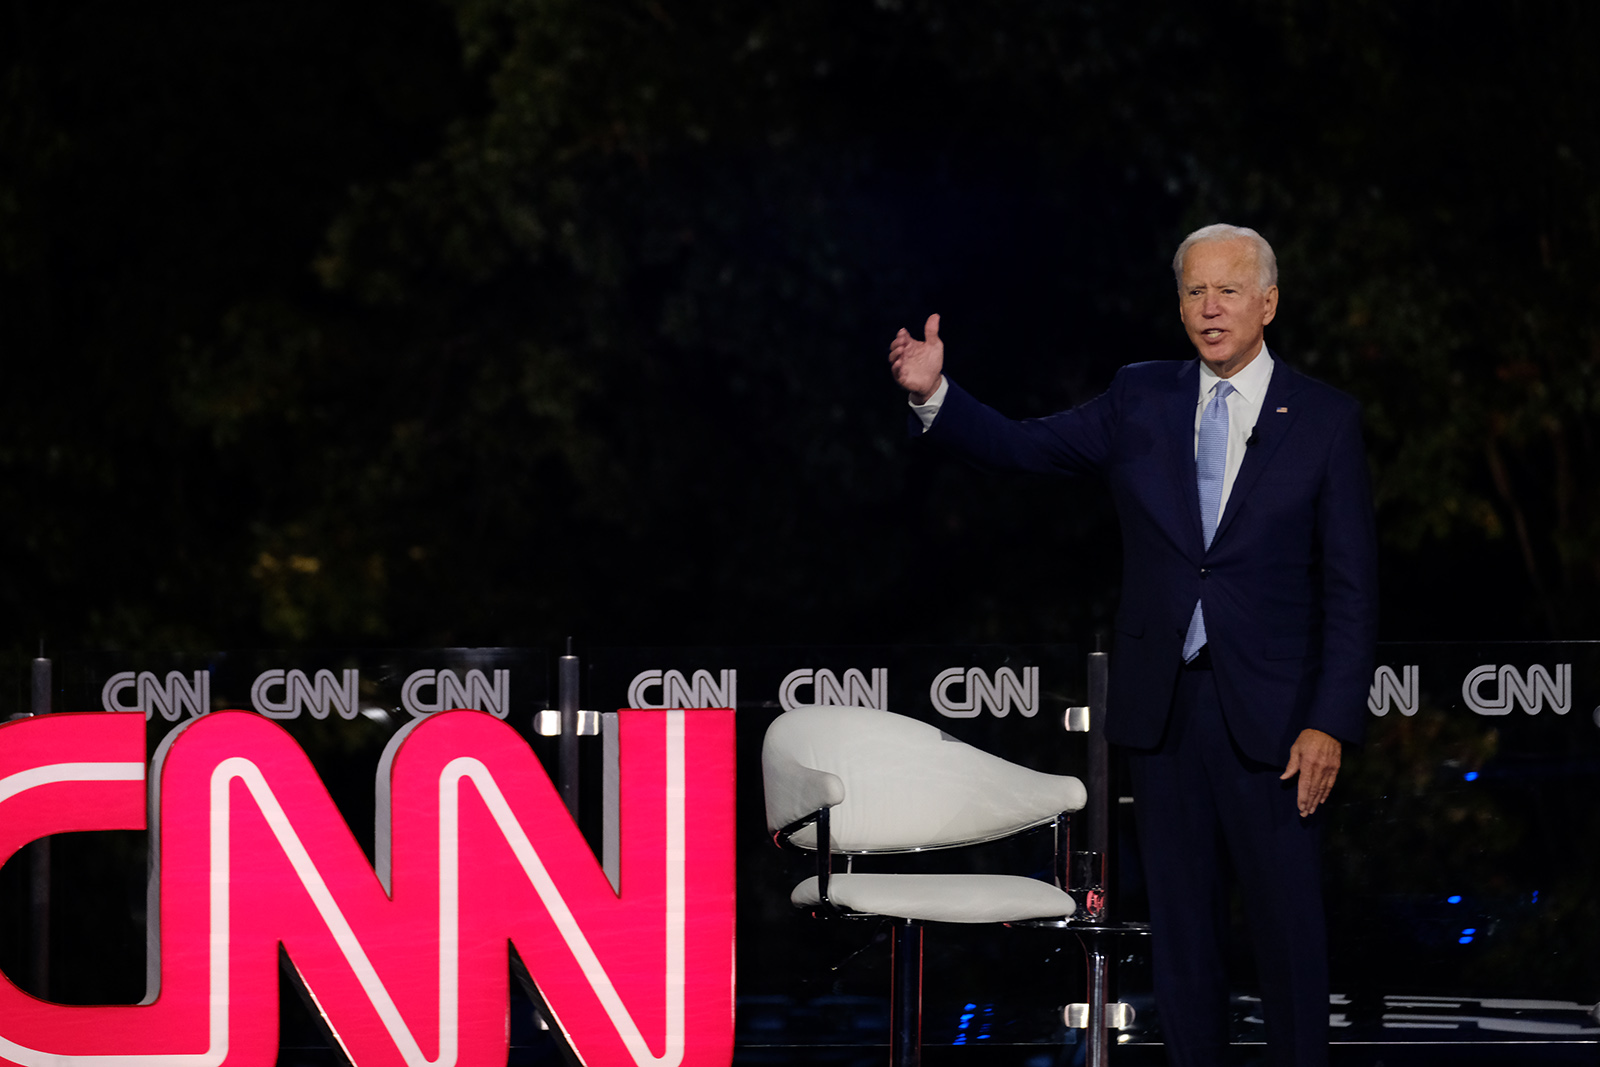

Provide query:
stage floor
left=727, top=1043, right=1600, bottom=1067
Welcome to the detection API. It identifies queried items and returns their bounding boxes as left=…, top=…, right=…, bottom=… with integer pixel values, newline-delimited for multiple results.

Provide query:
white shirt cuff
left=908, top=376, right=949, bottom=432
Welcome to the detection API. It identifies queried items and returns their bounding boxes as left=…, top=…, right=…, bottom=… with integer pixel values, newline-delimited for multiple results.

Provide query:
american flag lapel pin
left=1276, top=406, right=1288, bottom=413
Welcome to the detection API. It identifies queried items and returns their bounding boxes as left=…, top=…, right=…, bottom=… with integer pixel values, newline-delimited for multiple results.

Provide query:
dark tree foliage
left=1, top=0, right=1597, bottom=668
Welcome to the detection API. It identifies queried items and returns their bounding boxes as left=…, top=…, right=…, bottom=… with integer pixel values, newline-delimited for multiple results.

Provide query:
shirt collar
left=1198, top=342, right=1273, bottom=404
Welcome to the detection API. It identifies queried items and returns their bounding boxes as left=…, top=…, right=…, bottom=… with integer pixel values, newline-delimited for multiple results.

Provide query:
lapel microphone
left=1245, top=427, right=1259, bottom=447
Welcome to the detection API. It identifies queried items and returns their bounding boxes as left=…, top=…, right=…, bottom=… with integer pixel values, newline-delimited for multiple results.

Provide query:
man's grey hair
left=1172, top=224, right=1278, bottom=292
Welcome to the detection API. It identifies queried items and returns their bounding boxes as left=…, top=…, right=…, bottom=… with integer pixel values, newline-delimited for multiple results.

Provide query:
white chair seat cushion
left=790, top=873, right=1076, bottom=923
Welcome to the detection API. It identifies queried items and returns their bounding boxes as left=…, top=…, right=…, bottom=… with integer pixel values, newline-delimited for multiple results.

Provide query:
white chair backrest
left=762, top=706, right=1086, bottom=853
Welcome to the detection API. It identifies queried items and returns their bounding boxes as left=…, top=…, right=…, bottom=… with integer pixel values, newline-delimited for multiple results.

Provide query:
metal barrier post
left=558, top=638, right=580, bottom=819
left=1085, top=648, right=1111, bottom=1067
left=1087, top=648, right=1110, bottom=856
left=1062, top=645, right=1140, bottom=1064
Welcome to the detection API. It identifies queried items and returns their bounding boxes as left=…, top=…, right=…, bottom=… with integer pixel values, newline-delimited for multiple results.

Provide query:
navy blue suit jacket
left=924, top=355, right=1378, bottom=766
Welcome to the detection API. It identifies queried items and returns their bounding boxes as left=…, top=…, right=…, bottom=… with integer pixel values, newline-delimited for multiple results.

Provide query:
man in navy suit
left=888, top=225, right=1377, bottom=1067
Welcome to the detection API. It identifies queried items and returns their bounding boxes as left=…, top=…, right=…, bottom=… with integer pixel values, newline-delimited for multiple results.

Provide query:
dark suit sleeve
left=1305, top=401, right=1379, bottom=744
left=919, top=375, right=1121, bottom=479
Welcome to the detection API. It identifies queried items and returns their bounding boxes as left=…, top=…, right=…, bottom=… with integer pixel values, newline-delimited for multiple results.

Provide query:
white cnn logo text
left=102, top=671, right=211, bottom=721
left=1368, top=665, right=1419, bottom=717
left=930, top=667, right=1039, bottom=719
left=777, top=668, right=887, bottom=712
left=252, top=668, right=361, bottom=720
left=1462, top=664, right=1571, bottom=716
left=627, top=669, right=738, bottom=709
left=401, top=668, right=511, bottom=718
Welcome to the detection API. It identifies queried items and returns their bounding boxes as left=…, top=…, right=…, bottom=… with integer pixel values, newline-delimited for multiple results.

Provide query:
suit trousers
left=1127, top=665, right=1329, bottom=1067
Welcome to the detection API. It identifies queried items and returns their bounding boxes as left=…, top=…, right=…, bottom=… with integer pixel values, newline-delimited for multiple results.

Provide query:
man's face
left=1177, top=237, right=1279, bottom=378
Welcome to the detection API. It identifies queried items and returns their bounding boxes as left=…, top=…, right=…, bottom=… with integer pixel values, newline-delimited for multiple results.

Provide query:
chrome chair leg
left=890, top=920, right=923, bottom=1067
left=1086, top=933, right=1110, bottom=1067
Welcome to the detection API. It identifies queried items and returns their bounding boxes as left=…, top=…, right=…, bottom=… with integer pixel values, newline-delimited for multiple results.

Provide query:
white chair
left=762, top=705, right=1087, bottom=1067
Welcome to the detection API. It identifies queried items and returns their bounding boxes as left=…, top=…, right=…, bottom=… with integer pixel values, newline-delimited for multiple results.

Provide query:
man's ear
left=1261, top=285, right=1279, bottom=326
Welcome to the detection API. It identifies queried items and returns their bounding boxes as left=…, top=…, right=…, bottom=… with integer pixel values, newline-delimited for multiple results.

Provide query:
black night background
left=2, top=0, right=1596, bottom=670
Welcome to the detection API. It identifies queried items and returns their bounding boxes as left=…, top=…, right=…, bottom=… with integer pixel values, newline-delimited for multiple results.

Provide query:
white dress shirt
left=1196, top=343, right=1273, bottom=525
left=910, top=343, right=1275, bottom=528
left=908, top=376, right=949, bottom=430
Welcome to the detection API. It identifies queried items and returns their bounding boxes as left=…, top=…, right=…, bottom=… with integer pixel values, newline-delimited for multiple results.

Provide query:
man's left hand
left=1280, top=728, right=1341, bottom=817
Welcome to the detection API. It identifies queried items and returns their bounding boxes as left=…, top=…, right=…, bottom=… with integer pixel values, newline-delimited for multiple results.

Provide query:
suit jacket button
left=1200, top=567, right=1209, bottom=577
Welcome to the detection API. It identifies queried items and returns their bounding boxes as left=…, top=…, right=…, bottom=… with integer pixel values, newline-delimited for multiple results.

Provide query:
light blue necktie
left=1182, top=380, right=1234, bottom=662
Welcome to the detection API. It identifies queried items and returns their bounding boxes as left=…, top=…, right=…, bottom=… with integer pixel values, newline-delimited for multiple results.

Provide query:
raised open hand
left=888, top=313, right=945, bottom=403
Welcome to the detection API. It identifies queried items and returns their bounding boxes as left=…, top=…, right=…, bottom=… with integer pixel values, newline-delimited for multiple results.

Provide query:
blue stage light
left=1459, top=935, right=1474, bottom=945
left=1464, top=771, right=1479, bottom=781
left=1447, top=895, right=1462, bottom=904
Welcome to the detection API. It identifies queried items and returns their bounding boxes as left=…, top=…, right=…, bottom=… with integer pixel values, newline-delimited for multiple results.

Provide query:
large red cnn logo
left=0, top=707, right=736, bottom=1067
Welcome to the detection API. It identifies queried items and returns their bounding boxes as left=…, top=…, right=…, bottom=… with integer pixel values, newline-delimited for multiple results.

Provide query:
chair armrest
left=763, top=756, right=845, bottom=837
